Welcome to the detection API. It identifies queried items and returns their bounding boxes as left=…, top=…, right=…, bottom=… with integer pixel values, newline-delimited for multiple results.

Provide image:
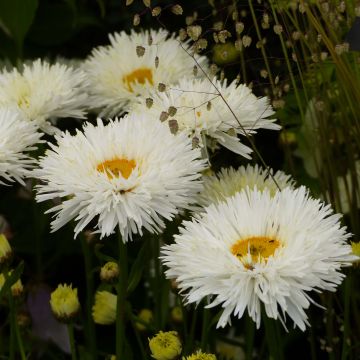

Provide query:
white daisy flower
left=34, top=114, right=206, bottom=240
left=0, top=59, right=88, bottom=133
left=0, top=108, right=42, bottom=185
left=133, top=77, right=280, bottom=158
left=83, top=28, right=208, bottom=116
left=198, top=165, right=295, bottom=207
left=161, top=187, right=354, bottom=330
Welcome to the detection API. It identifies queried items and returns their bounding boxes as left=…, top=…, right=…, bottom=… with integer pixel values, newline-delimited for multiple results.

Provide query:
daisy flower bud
left=92, top=291, right=117, bottom=325
left=170, top=306, right=183, bottom=323
left=0, top=272, right=24, bottom=297
left=149, top=331, right=182, bottom=360
left=135, top=308, right=153, bottom=331
left=0, top=234, right=12, bottom=266
left=50, top=284, right=80, bottom=322
left=100, top=261, right=119, bottom=283
left=183, top=350, right=217, bottom=360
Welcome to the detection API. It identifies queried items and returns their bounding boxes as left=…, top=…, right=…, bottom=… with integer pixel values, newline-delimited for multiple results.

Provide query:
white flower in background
left=133, top=77, right=279, bottom=158
left=83, top=29, right=208, bottom=117
left=34, top=114, right=206, bottom=240
left=162, top=187, right=355, bottom=330
left=198, top=165, right=294, bottom=207
left=0, top=108, right=42, bottom=185
left=0, top=59, right=88, bottom=133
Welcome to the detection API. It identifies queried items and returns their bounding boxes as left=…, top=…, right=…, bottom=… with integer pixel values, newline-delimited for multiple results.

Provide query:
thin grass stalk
left=80, top=235, right=97, bottom=359
left=341, top=274, right=351, bottom=360
left=116, top=231, right=128, bottom=359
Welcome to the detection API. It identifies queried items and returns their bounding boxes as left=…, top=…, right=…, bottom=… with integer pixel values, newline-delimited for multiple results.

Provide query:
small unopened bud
left=275, top=75, right=279, bottom=85
left=168, top=119, right=179, bottom=134
left=100, top=261, right=119, bottom=283
left=17, top=310, right=31, bottom=328
left=218, top=30, right=231, bottom=43
left=149, top=331, right=182, bottom=360
left=126, top=0, right=134, bottom=5
left=179, top=28, right=187, bottom=41
left=235, top=39, right=242, bottom=51
left=50, top=284, right=80, bottom=322
left=155, top=56, right=159, bottom=68
left=152, top=6, right=161, bottom=17
left=273, top=24, right=283, bottom=35
left=158, top=83, right=166, bottom=92
left=160, top=111, right=169, bottom=122
left=168, top=106, right=177, bottom=117
left=260, top=69, right=268, bottom=78
left=171, top=306, right=183, bottom=323
left=136, top=46, right=145, bottom=57
left=194, top=38, right=208, bottom=52
left=143, top=0, right=151, bottom=7
left=187, top=25, right=202, bottom=41
left=146, top=98, right=153, bottom=108
left=0, top=271, right=24, bottom=298
left=133, top=14, right=140, bottom=26
left=206, top=101, right=212, bottom=111
left=235, top=22, right=244, bottom=34
left=92, top=291, right=116, bottom=325
left=0, top=234, right=12, bottom=266
left=171, top=4, right=183, bottom=15
left=135, top=308, right=153, bottom=331
left=242, top=35, right=252, bottom=47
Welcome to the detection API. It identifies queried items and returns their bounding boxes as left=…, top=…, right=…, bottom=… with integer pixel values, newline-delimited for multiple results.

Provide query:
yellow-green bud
left=92, top=291, right=117, bottom=325
left=0, top=234, right=12, bottom=266
left=135, top=308, right=153, bottom=331
left=212, top=43, right=240, bottom=65
left=183, top=350, right=217, bottom=360
left=170, top=306, right=183, bottom=323
left=100, top=261, right=119, bottom=283
left=149, top=331, right=182, bottom=360
left=0, top=271, right=24, bottom=297
left=50, top=284, right=80, bottom=322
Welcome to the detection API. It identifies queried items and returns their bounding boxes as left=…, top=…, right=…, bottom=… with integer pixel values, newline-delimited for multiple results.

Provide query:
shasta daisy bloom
left=133, top=77, right=279, bottom=158
left=34, top=113, right=206, bottom=240
left=198, top=165, right=295, bottom=207
left=83, top=28, right=208, bottom=117
left=0, top=59, right=88, bottom=133
left=0, top=108, right=42, bottom=185
left=161, top=187, right=355, bottom=330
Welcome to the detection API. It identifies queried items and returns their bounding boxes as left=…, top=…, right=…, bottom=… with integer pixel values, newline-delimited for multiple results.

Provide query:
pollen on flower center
left=97, top=158, right=136, bottom=179
left=123, top=67, right=153, bottom=92
left=231, top=236, right=280, bottom=264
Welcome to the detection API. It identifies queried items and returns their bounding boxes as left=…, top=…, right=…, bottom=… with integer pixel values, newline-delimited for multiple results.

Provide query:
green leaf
left=0, top=0, right=39, bottom=55
left=127, top=241, right=149, bottom=294
left=0, top=261, right=24, bottom=300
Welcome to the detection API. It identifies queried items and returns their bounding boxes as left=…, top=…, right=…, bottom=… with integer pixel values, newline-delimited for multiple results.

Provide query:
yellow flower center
left=231, top=236, right=280, bottom=268
left=97, top=158, right=136, bottom=180
left=123, top=67, right=153, bottom=92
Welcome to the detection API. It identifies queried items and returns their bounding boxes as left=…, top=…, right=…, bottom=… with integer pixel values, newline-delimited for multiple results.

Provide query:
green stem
left=8, top=293, right=25, bottom=360
left=116, top=231, right=128, bottom=359
left=153, top=237, right=162, bottom=330
left=200, top=303, right=210, bottom=351
left=263, top=314, right=283, bottom=360
left=186, top=306, right=198, bottom=354
left=80, top=235, right=97, bottom=359
left=245, top=315, right=255, bottom=360
left=341, top=274, right=351, bottom=360
left=67, top=323, right=77, bottom=360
